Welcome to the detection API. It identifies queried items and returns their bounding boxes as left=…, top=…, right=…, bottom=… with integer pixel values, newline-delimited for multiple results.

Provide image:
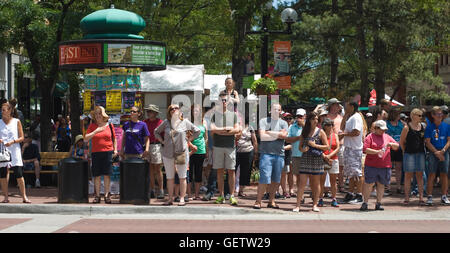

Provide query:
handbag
left=109, top=124, right=119, bottom=163
left=0, top=142, right=11, bottom=163
left=170, top=128, right=186, bottom=165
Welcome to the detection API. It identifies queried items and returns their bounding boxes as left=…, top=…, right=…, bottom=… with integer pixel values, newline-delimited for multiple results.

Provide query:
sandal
left=178, top=201, right=186, bottom=206
left=253, top=202, right=262, bottom=209
left=238, top=192, right=247, bottom=197
left=23, top=199, right=31, bottom=204
left=312, top=206, right=320, bottom=212
left=104, top=192, right=112, bottom=204
left=292, top=207, right=300, bottom=212
left=403, top=200, right=409, bottom=205
left=419, top=200, right=426, bottom=206
left=92, top=195, right=101, bottom=204
left=163, top=201, right=173, bottom=206
left=1, top=199, right=9, bottom=203
left=290, top=193, right=297, bottom=198
left=267, top=203, right=280, bottom=209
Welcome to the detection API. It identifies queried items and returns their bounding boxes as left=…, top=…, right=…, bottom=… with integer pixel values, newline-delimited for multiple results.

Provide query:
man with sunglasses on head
left=424, top=106, right=450, bottom=205
left=210, top=91, right=241, bottom=205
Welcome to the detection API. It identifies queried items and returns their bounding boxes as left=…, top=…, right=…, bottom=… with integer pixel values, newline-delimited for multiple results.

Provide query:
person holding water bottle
left=360, top=120, right=399, bottom=211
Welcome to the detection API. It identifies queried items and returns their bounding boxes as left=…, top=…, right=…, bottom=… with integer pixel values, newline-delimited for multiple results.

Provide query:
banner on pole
left=273, top=41, right=291, bottom=89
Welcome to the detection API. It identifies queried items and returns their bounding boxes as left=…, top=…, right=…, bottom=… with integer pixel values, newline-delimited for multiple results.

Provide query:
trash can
left=58, top=157, right=89, bottom=203
left=120, top=157, right=150, bottom=205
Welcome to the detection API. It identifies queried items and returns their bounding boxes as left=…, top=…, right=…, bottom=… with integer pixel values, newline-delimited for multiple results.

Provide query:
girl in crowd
left=120, top=106, right=150, bottom=159
left=361, top=120, right=399, bottom=211
left=319, top=118, right=340, bottom=207
left=189, top=105, right=208, bottom=200
left=235, top=117, right=258, bottom=197
left=294, top=112, right=329, bottom=212
left=85, top=106, right=118, bottom=204
left=0, top=100, right=30, bottom=203
left=70, top=134, right=88, bottom=160
left=154, top=104, right=200, bottom=206
left=399, top=108, right=426, bottom=205
left=386, top=108, right=404, bottom=194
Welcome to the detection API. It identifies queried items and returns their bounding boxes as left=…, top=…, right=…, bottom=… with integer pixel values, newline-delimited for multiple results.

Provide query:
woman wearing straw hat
left=84, top=106, right=118, bottom=204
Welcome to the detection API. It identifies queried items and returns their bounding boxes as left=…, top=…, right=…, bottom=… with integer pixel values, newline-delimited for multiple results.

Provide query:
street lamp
left=246, top=7, right=298, bottom=76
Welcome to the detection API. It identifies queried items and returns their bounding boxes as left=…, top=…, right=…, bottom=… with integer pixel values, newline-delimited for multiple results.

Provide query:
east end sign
left=59, top=39, right=166, bottom=71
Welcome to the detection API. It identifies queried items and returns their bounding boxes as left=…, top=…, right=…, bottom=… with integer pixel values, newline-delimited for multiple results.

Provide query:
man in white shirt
left=338, top=101, right=364, bottom=203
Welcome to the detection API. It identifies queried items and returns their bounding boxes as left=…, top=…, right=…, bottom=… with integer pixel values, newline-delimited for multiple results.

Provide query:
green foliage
left=250, top=74, right=278, bottom=94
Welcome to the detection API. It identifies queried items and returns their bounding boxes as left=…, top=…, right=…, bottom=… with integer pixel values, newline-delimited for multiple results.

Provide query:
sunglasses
left=221, top=99, right=228, bottom=103
left=130, top=110, right=139, bottom=113
left=415, top=114, right=423, bottom=117
left=296, top=115, right=305, bottom=118
left=285, top=117, right=293, bottom=120
left=170, top=107, right=179, bottom=111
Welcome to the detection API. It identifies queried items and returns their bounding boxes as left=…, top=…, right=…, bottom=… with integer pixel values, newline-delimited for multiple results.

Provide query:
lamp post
left=246, top=7, right=298, bottom=77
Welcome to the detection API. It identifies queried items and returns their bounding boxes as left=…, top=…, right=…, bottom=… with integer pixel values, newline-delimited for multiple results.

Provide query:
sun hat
left=144, top=104, right=161, bottom=113
left=74, top=134, right=84, bottom=144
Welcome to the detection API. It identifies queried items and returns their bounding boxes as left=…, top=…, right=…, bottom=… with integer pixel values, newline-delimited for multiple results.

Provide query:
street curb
left=0, top=204, right=282, bottom=216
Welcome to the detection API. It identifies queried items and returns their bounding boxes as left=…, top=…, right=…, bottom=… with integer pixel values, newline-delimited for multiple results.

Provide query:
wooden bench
left=9, top=152, right=71, bottom=175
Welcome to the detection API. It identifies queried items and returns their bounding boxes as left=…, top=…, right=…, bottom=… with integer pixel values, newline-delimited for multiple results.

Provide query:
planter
left=255, top=87, right=269, bottom=95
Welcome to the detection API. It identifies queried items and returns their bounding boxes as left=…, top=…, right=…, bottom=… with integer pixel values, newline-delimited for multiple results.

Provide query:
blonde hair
left=167, top=104, right=183, bottom=121
left=410, top=108, right=422, bottom=116
left=90, top=106, right=109, bottom=123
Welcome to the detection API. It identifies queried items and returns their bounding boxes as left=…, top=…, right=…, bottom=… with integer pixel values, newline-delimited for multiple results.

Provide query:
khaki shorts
left=149, top=144, right=163, bottom=164
left=212, top=147, right=236, bottom=170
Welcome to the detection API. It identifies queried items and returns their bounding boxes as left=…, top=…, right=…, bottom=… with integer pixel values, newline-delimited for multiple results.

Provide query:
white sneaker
left=370, top=190, right=377, bottom=197
left=426, top=196, right=433, bottom=206
left=441, top=195, right=450, bottom=205
left=35, top=179, right=41, bottom=188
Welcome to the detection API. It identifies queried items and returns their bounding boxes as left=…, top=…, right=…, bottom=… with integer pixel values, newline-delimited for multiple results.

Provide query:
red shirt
left=144, top=118, right=163, bottom=143
left=86, top=123, right=115, bottom=153
left=363, top=133, right=397, bottom=168
left=323, top=133, right=338, bottom=160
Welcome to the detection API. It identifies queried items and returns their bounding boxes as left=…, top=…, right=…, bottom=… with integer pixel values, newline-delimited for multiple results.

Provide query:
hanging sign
left=273, top=41, right=291, bottom=89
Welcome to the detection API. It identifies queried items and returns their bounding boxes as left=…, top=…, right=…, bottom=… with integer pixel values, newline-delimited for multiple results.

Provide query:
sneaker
left=35, top=179, right=41, bottom=188
left=157, top=191, right=165, bottom=199
left=174, top=196, right=180, bottom=202
left=184, top=196, right=189, bottom=202
left=375, top=202, right=384, bottom=211
left=324, top=192, right=332, bottom=198
left=384, top=189, right=392, bottom=196
left=225, top=193, right=231, bottom=200
left=150, top=190, right=155, bottom=199
left=426, top=196, right=433, bottom=206
left=370, top=190, right=377, bottom=197
left=360, top=202, right=368, bottom=211
left=348, top=194, right=363, bottom=204
left=263, top=193, right=269, bottom=200
left=318, top=198, right=324, bottom=207
left=199, top=186, right=208, bottom=193
left=275, top=192, right=282, bottom=199
left=230, top=195, right=238, bottom=206
left=331, top=199, right=339, bottom=207
left=202, top=192, right=213, bottom=201
left=441, top=195, right=450, bottom=205
left=283, top=192, right=290, bottom=199
left=344, top=192, right=354, bottom=202
left=215, top=195, right=225, bottom=204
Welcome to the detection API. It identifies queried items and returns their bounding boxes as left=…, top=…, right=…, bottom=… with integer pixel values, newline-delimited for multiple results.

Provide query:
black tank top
left=404, top=123, right=425, bottom=153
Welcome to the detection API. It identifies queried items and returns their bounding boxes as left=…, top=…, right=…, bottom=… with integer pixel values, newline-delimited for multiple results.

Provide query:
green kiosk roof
left=80, top=5, right=146, bottom=40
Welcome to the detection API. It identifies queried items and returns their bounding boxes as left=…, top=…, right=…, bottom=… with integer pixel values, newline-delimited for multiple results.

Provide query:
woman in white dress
left=0, top=100, right=30, bottom=203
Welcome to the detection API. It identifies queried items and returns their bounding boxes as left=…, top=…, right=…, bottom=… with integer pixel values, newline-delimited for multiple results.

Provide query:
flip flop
left=163, top=201, right=173, bottom=206
left=23, top=199, right=31, bottom=204
left=267, top=203, right=280, bottom=209
left=253, top=202, right=262, bottom=209
left=1, top=199, right=9, bottom=203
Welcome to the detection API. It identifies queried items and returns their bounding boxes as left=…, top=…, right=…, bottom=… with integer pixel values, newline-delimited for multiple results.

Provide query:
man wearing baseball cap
left=284, top=108, right=306, bottom=200
left=326, top=98, right=346, bottom=192
left=144, top=104, right=165, bottom=199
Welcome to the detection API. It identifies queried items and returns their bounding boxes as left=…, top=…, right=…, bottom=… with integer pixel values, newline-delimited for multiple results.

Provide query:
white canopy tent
left=140, top=65, right=205, bottom=92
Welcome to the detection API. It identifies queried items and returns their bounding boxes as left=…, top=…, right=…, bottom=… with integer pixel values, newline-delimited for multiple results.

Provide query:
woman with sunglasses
left=360, top=120, right=399, bottom=211
left=293, top=112, right=329, bottom=212
left=120, top=106, right=150, bottom=160
left=399, top=108, right=426, bottom=205
left=154, top=104, right=200, bottom=206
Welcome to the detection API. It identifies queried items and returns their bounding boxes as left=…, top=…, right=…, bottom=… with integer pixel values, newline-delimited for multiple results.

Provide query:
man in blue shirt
left=285, top=108, right=306, bottom=205
left=424, top=106, right=450, bottom=205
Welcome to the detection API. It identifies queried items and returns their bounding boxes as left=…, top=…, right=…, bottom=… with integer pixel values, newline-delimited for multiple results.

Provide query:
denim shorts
left=259, top=154, right=284, bottom=184
left=403, top=152, right=425, bottom=173
left=364, top=166, right=391, bottom=186
left=427, top=151, right=449, bottom=174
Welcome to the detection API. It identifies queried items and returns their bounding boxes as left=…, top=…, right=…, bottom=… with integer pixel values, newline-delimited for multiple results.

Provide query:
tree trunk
left=231, top=15, right=249, bottom=95
left=373, top=33, right=387, bottom=106
left=40, top=81, right=54, bottom=152
left=68, top=73, right=81, bottom=142
left=330, top=0, right=339, bottom=95
left=356, top=0, right=370, bottom=106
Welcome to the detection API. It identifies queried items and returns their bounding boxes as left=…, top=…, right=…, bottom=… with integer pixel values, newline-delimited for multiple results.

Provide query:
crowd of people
left=0, top=78, right=449, bottom=211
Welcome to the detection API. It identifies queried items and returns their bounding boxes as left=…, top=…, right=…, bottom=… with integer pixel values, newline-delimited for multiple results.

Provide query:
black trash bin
left=58, top=157, right=89, bottom=203
left=120, top=157, right=150, bottom=205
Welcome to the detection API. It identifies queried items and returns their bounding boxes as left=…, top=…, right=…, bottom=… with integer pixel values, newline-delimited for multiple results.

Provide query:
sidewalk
left=0, top=184, right=448, bottom=217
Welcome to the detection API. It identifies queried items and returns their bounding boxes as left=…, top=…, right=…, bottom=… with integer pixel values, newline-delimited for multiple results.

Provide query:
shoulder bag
left=170, top=121, right=186, bottom=165
left=0, top=142, right=11, bottom=163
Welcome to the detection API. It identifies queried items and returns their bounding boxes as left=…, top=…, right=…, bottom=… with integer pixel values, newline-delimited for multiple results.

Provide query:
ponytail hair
left=1, top=98, right=18, bottom=119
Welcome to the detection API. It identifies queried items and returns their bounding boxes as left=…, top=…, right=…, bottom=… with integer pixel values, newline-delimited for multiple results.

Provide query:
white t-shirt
left=343, top=112, right=364, bottom=150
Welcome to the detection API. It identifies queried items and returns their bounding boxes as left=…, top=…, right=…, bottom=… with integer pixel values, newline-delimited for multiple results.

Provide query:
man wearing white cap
left=285, top=108, right=306, bottom=199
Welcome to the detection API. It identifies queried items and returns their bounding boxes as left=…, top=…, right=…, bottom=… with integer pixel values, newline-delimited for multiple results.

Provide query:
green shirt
left=192, top=125, right=206, bottom=154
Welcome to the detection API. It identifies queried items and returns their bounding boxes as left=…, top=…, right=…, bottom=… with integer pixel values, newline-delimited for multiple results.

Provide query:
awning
left=140, top=65, right=204, bottom=92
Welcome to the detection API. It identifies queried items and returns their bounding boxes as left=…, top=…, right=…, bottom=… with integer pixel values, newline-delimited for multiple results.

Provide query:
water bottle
left=378, top=146, right=386, bottom=158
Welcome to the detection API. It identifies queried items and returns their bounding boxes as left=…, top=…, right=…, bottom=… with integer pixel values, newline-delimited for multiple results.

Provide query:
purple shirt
left=123, top=121, right=150, bottom=154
